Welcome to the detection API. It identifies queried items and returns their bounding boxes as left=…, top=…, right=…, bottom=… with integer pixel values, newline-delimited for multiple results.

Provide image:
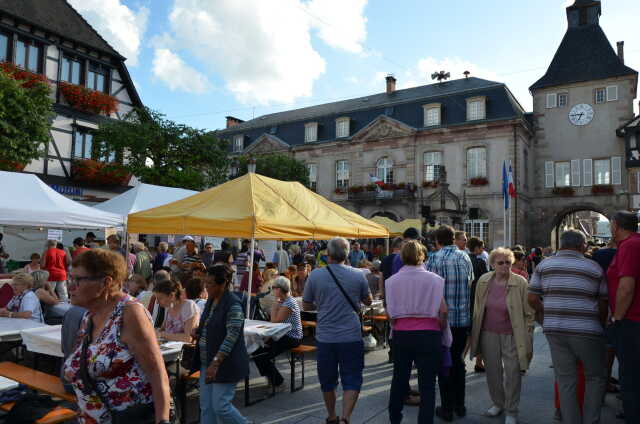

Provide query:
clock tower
left=529, top=0, right=638, bottom=248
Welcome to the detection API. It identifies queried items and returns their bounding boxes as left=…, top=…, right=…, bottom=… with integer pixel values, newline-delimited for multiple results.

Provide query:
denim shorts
left=316, top=341, right=364, bottom=392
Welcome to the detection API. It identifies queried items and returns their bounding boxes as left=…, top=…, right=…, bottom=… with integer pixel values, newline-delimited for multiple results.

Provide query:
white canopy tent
left=93, top=183, right=197, bottom=216
left=0, top=171, right=124, bottom=229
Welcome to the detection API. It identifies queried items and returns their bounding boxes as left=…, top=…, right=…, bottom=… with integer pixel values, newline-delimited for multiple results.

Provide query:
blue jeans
left=199, top=368, right=247, bottom=424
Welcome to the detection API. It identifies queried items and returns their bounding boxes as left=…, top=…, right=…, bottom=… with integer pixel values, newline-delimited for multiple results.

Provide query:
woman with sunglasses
left=63, top=249, right=171, bottom=424
left=468, top=247, right=534, bottom=424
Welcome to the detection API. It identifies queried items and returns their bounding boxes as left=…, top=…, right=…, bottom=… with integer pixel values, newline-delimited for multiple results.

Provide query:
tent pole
left=385, top=237, right=390, bottom=256
left=246, top=238, right=256, bottom=319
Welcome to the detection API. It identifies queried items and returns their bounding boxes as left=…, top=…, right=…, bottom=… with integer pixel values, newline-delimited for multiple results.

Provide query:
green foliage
left=93, top=107, right=230, bottom=190
left=237, top=153, right=309, bottom=186
left=0, top=69, right=53, bottom=170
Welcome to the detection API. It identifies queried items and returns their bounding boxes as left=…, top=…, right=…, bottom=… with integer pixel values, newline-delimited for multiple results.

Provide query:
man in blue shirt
left=348, top=242, right=366, bottom=267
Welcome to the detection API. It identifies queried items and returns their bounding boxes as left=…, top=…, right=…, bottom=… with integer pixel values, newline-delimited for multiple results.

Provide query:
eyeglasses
left=69, top=275, right=104, bottom=286
left=495, top=261, right=511, bottom=266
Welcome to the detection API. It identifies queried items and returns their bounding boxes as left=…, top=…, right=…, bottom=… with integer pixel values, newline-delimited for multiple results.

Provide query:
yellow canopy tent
left=371, top=216, right=423, bottom=237
left=127, top=173, right=389, bottom=315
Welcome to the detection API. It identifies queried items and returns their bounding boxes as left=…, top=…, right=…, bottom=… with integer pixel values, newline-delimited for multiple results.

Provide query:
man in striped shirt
left=528, top=229, right=608, bottom=424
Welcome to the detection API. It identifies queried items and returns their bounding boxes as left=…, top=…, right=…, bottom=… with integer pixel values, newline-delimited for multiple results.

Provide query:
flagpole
left=508, top=160, right=512, bottom=247
left=502, top=160, right=507, bottom=247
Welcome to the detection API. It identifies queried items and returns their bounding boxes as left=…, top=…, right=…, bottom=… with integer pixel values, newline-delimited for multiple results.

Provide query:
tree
left=93, top=107, right=230, bottom=190
left=237, top=153, right=309, bottom=186
left=0, top=65, right=53, bottom=171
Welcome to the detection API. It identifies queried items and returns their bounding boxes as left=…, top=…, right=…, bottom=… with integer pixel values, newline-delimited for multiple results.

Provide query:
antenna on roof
left=431, top=71, right=450, bottom=83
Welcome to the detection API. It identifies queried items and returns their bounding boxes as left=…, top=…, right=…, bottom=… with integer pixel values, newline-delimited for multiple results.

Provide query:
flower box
left=59, top=82, right=118, bottom=115
left=0, top=61, right=48, bottom=88
left=469, top=177, right=489, bottom=186
left=552, top=187, right=575, bottom=196
left=348, top=185, right=364, bottom=194
left=422, top=181, right=439, bottom=188
left=591, top=185, right=614, bottom=195
left=366, top=184, right=378, bottom=192
left=334, top=187, right=347, bottom=194
left=71, top=159, right=130, bottom=186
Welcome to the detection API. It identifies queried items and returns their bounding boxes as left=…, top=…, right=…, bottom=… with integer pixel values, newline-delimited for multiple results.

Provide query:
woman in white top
left=23, top=253, right=42, bottom=273
left=0, top=272, right=43, bottom=322
left=31, top=270, right=71, bottom=321
left=153, top=279, right=199, bottom=343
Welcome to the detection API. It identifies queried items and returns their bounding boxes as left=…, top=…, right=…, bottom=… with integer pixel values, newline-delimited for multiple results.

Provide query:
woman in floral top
left=63, top=249, right=170, bottom=424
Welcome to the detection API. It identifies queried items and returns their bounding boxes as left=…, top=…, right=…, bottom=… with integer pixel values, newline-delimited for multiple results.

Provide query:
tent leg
left=246, top=238, right=256, bottom=319
left=385, top=237, right=389, bottom=256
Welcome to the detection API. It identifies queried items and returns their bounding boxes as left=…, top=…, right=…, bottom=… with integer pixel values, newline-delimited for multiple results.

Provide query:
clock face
left=568, top=103, right=594, bottom=126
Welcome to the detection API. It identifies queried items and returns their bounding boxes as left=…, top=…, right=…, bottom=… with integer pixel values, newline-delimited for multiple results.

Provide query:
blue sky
left=70, top=0, right=639, bottom=131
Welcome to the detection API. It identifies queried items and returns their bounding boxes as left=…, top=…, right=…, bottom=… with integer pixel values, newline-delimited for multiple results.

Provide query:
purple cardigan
left=385, top=265, right=445, bottom=320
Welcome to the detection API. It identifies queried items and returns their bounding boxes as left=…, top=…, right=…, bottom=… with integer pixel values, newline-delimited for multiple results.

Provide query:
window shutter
left=571, top=159, right=580, bottom=186
left=546, top=93, right=557, bottom=109
left=583, top=159, right=593, bottom=186
left=612, top=156, right=622, bottom=185
left=545, top=161, right=554, bottom=188
left=607, top=85, right=618, bottom=102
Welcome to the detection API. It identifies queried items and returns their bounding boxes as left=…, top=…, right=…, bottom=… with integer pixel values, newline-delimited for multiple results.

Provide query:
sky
left=69, top=0, right=640, bottom=132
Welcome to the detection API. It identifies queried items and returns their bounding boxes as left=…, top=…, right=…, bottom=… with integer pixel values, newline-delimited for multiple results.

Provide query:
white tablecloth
left=244, top=319, right=291, bottom=354
left=20, top=325, right=184, bottom=362
left=0, top=317, right=49, bottom=342
left=0, top=376, right=19, bottom=392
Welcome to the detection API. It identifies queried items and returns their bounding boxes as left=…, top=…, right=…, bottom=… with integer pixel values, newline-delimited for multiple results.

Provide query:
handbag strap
left=79, top=318, right=113, bottom=413
left=326, top=265, right=361, bottom=317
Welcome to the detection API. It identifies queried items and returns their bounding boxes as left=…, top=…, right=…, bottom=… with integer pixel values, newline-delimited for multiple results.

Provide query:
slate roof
left=530, top=24, right=637, bottom=91
left=0, top=0, right=122, bottom=58
left=220, top=77, right=528, bottom=150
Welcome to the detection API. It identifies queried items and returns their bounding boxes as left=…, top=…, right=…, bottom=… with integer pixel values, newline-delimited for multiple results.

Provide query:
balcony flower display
left=71, top=159, right=130, bottom=186
left=422, top=181, right=439, bottom=188
left=334, top=187, right=347, bottom=194
left=469, top=177, right=489, bottom=186
left=348, top=186, right=364, bottom=193
left=552, top=187, right=575, bottom=196
left=59, top=82, right=118, bottom=115
left=591, top=185, right=614, bottom=195
left=0, top=62, right=48, bottom=88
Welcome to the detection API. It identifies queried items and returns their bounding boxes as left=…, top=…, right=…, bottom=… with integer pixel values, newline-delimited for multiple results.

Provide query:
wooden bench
left=289, top=345, right=316, bottom=392
left=0, top=402, right=77, bottom=424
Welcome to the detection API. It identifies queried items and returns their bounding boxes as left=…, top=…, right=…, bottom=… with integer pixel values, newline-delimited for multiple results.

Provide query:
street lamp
left=247, top=157, right=257, bottom=174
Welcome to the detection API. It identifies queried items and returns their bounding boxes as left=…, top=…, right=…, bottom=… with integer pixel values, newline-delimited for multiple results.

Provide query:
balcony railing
left=348, top=189, right=416, bottom=201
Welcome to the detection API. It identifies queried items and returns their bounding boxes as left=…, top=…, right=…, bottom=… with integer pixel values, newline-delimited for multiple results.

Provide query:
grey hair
left=46, top=239, right=57, bottom=247
left=327, top=237, right=350, bottom=262
left=560, top=229, right=587, bottom=250
left=272, top=276, right=291, bottom=294
left=30, top=270, right=50, bottom=290
left=158, top=242, right=168, bottom=252
left=154, top=269, right=171, bottom=283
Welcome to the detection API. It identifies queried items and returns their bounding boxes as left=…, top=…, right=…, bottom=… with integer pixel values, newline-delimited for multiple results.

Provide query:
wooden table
left=0, top=361, right=75, bottom=402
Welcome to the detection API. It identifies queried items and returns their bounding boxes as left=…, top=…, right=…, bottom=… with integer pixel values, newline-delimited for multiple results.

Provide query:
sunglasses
left=495, top=261, right=511, bottom=266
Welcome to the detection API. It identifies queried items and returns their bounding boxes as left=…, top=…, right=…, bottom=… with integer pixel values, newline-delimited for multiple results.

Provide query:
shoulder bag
left=326, top=265, right=365, bottom=335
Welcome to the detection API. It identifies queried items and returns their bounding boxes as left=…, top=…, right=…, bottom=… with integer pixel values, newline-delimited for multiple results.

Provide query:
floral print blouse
left=63, top=295, right=154, bottom=423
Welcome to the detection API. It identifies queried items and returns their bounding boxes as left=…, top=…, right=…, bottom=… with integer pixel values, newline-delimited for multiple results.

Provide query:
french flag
left=508, top=164, right=517, bottom=198
left=369, top=173, right=385, bottom=188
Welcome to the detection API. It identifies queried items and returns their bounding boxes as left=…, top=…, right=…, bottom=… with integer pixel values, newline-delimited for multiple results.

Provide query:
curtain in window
left=376, top=157, right=393, bottom=184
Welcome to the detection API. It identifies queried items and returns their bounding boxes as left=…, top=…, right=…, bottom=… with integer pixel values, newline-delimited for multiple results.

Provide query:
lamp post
left=247, top=157, right=257, bottom=174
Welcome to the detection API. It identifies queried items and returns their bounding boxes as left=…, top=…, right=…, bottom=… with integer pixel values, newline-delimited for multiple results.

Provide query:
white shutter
left=545, top=161, right=554, bottom=188
left=583, top=159, right=593, bottom=186
left=571, top=159, right=580, bottom=186
left=612, top=156, right=622, bottom=185
left=607, top=85, right=618, bottom=102
left=546, top=93, right=557, bottom=109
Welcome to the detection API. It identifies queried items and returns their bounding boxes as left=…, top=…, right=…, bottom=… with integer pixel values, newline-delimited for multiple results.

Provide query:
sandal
left=325, top=418, right=339, bottom=424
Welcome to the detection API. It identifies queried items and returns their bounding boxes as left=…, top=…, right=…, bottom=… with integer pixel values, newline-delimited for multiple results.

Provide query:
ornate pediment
left=352, top=115, right=415, bottom=142
left=244, top=134, right=290, bottom=154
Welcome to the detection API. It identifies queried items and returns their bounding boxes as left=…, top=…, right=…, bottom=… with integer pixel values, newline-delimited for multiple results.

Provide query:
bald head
left=154, top=269, right=171, bottom=284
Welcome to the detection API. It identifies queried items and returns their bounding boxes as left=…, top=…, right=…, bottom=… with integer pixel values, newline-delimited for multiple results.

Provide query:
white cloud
left=67, top=0, right=148, bottom=66
left=305, top=0, right=368, bottom=54
left=152, top=49, right=212, bottom=94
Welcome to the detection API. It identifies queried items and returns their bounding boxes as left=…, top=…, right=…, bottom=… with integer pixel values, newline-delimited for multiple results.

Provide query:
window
left=583, top=159, right=593, bottom=186
left=336, top=117, right=350, bottom=138
left=307, top=163, right=317, bottom=191
left=466, top=147, right=487, bottom=179
left=423, top=104, right=441, bottom=127
left=571, top=159, right=580, bottom=186
left=607, top=85, right=618, bottom=102
left=336, top=160, right=349, bottom=190
left=464, top=220, right=489, bottom=246
left=0, top=33, right=8, bottom=62
left=376, top=157, right=393, bottom=184
left=558, top=93, right=568, bottom=108
left=304, top=122, right=318, bottom=143
left=424, top=151, right=442, bottom=182
left=592, top=157, right=622, bottom=185
left=73, top=130, right=94, bottom=159
left=61, top=56, right=82, bottom=85
left=545, top=161, right=554, bottom=188
left=467, top=100, right=485, bottom=121
left=87, top=62, right=108, bottom=92
left=232, top=135, right=244, bottom=153
left=15, top=39, right=41, bottom=72
left=595, top=88, right=606, bottom=104
left=612, top=156, right=622, bottom=185
left=546, top=93, right=557, bottom=109
left=555, top=162, right=570, bottom=187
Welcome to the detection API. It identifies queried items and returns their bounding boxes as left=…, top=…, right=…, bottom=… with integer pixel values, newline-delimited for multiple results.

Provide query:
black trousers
left=253, top=335, right=301, bottom=386
left=438, top=326, right=468, bottom=412
left=616, top=320, right=640, bottom=424
left=389, top=330, right=441, bottom=424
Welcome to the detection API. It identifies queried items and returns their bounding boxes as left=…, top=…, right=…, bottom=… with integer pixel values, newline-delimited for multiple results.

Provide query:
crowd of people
left=0, top=209, right=638, bottom=424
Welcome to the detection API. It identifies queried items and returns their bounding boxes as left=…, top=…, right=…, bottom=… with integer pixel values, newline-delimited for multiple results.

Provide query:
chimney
left=386, top=75, right=396, bottom=94
left=617, top=41, right=625, bottom=64
left=226, top=116, right=244, bottom=129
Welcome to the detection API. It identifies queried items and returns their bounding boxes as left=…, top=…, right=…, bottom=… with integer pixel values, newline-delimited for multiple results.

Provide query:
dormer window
left=466, top=97, right=486, bottom=121
left=423, top=103, right=441, bottom=127
left=232, top=134, right=244, bottom=153
left=305, top=122, right=318, bottom=143
left=336, top=117, right=350, bottom=138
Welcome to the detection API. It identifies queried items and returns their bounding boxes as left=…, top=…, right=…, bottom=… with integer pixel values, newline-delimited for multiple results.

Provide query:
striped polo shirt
left=529, top=250, right=607, bottom=338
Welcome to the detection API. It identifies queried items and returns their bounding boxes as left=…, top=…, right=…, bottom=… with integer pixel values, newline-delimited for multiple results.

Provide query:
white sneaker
left=484, top=406, right=504, bottom=417
left=505, top=415, right=518, bottom=424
